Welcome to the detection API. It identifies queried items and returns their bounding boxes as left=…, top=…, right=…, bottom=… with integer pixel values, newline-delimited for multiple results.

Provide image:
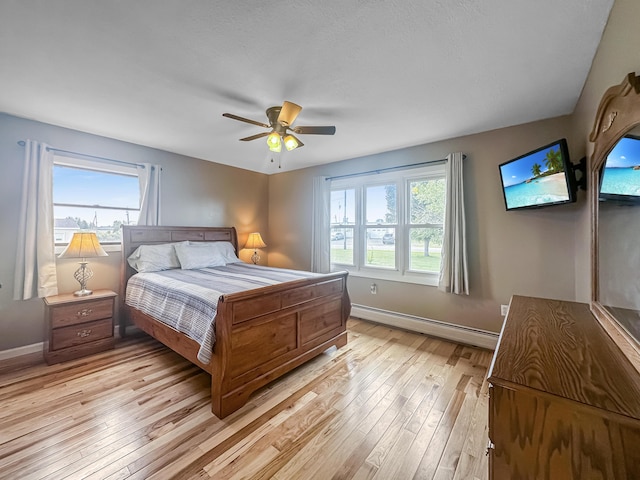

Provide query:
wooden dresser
left=44, top=289, right=117, bottom=364
left=487, top=295, right=640, bottom=479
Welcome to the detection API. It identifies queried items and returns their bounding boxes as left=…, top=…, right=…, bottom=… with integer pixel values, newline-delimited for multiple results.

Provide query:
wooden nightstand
left=43, top=289, right=117, bottom=364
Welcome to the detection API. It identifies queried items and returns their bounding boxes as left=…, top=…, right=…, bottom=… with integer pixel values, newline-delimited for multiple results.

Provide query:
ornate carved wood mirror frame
left=590, top=72, right=640, bottom=369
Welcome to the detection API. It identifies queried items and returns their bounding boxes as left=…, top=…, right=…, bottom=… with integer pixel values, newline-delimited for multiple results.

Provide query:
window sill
left=332, top=266, right=439, bottom=287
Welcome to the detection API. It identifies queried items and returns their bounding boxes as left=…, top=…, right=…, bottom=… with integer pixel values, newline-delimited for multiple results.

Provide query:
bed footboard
left=210, top=271, right=350, bottom=418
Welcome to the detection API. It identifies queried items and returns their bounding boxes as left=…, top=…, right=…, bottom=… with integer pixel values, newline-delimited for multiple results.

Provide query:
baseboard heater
left=0, top=309, right=498, bottom=361
left=351, top=304, right=498, bottom=350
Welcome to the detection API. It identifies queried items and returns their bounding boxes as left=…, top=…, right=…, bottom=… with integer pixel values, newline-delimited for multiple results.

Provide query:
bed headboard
left=120, top=225, right=239, bottom=298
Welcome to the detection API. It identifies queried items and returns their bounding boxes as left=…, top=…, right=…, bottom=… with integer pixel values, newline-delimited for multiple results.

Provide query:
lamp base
left=251, top=250, right=260, bottom=265
left=73, top=262, right=94, bottom=297
left=73, top=288, right=93, bottom=297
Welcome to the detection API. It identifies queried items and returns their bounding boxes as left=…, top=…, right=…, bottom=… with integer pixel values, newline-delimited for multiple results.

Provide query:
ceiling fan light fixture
left=223, top=101, right=335, bottom=156
left=283, top=134, right=300, bottom=151
left=267, top=131, right=281, bottom=152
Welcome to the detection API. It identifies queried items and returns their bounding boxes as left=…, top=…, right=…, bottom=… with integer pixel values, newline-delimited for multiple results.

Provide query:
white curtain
left=311, top=176, right=331, bottom=273
left=13, top=140, right=58, bottom=300
left=438, top=152, right=469, bottom=295
left=137, top=163, right=161, bottom=225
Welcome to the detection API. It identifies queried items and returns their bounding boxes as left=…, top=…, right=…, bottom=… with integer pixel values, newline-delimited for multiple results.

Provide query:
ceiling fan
left=222, top=101, right=336, bottom=152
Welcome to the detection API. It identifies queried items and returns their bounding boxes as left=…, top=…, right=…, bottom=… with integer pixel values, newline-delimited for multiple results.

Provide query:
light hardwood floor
left=0, top=318, right=493, bottom=480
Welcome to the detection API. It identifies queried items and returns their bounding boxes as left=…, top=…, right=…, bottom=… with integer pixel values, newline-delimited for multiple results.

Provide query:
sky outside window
left=330, top=189, right=356, bottom=225
left=53, top=165, right=140, bottom=227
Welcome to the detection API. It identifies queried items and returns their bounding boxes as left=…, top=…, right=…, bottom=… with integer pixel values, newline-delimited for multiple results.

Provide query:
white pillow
left=175, top=243, right=227, bottom=269
left=188, top=241, right=240, bottom=264
left=127, top=242, right=185, bottom=273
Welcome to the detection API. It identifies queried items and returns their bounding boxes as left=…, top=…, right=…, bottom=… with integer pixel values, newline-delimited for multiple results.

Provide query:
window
left=53, top=155, right=140, bottom=244
left=329, top=164, right=446, bottom=285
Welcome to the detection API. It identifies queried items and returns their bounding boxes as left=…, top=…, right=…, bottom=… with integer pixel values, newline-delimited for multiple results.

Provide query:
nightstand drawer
left=51, top=299, right=113, bottom=328
left=51, top=318, right=113, bottom=350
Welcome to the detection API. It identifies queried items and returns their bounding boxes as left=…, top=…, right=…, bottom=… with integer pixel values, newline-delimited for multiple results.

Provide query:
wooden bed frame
left=119, top=225, right=350, bottom=418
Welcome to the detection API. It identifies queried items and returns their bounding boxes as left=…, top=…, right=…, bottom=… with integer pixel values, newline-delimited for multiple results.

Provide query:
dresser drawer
left=51, top=299, right=113, bottom=328
left=51, top=318, right=113, bottom=350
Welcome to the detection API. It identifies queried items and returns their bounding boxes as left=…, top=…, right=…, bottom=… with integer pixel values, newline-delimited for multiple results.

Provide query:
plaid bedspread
left=125, top=263, right=320, bottom=364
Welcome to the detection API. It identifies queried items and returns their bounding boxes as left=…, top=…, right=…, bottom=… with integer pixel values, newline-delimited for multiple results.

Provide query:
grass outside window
left=331, top=247, right=441, bottom=272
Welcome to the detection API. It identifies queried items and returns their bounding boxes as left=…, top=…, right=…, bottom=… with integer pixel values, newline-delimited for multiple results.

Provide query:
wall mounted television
left=498, top=139, right=576, bottom=211
left=599, top=134, right=640, bottom=205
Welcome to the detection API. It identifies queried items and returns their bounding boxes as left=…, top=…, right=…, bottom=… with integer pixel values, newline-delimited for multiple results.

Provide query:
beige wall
left=0, top=113, right=268, bottom=351
left=268, top=116, right=581, bottom=334
left=571, top=0, right=640, bottom=302
left=269, top=0, right=640, bottom=335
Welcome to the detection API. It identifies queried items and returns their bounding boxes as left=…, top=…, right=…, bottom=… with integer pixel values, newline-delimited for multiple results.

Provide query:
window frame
left=53, top=155, right=141, bottom=249
left=329, top=163, right=446, bottom=286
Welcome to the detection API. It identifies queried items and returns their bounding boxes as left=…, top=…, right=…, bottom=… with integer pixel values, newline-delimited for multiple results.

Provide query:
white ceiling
left=0, top=1, right=614, bottom=174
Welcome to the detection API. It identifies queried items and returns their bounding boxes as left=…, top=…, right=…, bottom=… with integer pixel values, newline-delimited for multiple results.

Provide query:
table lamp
left=58, top=232, right=108, bottom=296
left=244, top=232, right=266, bottom=265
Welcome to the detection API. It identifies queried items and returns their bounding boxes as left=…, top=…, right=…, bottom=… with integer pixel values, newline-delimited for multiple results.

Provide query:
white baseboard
left=351, top=304, right=498, bottom=350
left=0, top=342, right=44, bottom=361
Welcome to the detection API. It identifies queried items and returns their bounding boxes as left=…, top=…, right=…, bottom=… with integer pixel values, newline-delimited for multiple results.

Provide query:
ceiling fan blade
left=222, top=113, right=269, bottom=129
left=239, top=131, right=270, bottom=141
left=277, top=101, right=302, bottom=126
left=292, top=135, right=304, bottom=149
left=292, top=125, right=336, bottom=135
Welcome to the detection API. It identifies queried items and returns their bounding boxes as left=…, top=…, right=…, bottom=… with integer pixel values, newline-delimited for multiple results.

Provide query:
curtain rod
left=326, top=155, right=466, bottom=181
left=17, top=140, right=145, bottom=169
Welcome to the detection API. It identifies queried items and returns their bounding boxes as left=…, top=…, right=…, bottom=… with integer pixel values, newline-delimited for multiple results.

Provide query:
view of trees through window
left=408, top=177, right=445, bottom=271
left=330, top=169, right=446, bottom=276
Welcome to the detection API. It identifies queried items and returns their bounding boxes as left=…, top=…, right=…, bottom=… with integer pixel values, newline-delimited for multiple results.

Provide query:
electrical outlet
left=370, top=283, right=377, bottom=295
left=501, top=304, right=509, bottom=316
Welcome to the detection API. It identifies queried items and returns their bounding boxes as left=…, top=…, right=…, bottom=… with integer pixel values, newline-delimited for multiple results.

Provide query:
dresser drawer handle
left=485, top=440, right=495, bottom=456
left=77, top=329, right=92, bottom=338
left=77, top=308, right=93, bottom=318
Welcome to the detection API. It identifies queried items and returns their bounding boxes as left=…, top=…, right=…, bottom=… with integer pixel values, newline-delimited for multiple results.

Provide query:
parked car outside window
left=382, top=233, right=395, bottom=244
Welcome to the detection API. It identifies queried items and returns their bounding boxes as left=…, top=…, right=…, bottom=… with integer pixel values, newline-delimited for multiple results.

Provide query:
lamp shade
left=244, top=232, right=266, bottom=249
left=58, top=232, right=108, bottom=259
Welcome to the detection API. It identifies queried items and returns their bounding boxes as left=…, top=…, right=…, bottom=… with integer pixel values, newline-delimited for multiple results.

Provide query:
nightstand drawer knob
left=77, top=329, right=92, bottom=338
left=77, top=308, right=93, bottom=317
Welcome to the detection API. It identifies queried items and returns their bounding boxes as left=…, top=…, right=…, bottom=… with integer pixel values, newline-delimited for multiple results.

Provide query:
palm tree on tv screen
left=531, top=163, right=542, bottom=177
left=544, top=148, right=563, bottom=173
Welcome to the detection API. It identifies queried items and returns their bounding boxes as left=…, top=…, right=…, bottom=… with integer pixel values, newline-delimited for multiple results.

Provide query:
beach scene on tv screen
left=601, top=136, right=640, bottom=197
left=500, top=144, right=570, bottom=209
